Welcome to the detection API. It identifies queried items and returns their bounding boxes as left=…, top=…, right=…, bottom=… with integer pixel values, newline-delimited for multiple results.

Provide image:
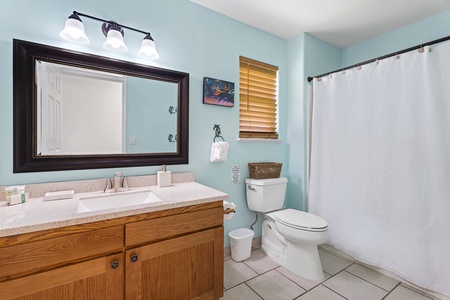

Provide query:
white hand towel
left=210, top=141, right=230, bottom=162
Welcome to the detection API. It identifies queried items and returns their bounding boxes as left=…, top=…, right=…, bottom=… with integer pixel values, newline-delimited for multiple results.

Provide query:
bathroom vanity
left=0, top=178, right=227, bottom=300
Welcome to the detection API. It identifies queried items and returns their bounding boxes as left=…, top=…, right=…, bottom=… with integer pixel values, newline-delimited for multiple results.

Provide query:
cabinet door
left=0, top=253, right=124, bottom=300
left=126, top=227, right=224, bottom=300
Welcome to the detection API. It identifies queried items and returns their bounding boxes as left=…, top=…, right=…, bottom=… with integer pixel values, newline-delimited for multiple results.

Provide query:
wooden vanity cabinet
left=125, top=205, right=224, bottom=300
left=0, top=253, right=124, bottom=300
left=0, top=201, right=224, bottom=300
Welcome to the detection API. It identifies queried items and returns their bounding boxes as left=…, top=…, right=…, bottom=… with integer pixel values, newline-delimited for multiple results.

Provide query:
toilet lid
left=273, top=209, right=328, bottom=231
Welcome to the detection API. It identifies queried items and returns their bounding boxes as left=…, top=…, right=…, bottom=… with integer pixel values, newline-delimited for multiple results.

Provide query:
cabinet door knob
left=111, top=261, right=120, bottom=269
left=130, top=254, right=139, bottom=263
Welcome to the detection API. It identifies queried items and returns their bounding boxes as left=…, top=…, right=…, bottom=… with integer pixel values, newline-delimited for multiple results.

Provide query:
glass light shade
left=60, top=18, right=89, bottom=44
left=103, top=27, right=128, bottom=52
left=138, top=37, right=159, bottom=59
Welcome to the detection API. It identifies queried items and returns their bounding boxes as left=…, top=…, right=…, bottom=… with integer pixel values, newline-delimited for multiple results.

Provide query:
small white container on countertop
left=157, top=165, right=171, bottom=188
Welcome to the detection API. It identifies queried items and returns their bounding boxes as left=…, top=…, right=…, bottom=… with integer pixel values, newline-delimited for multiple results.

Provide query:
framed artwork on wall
left=203, top=77, right=235, bottom=107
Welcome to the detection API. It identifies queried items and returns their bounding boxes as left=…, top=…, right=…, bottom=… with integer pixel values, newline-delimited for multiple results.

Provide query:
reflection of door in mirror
left=37, top=61, right=63, bottom=155
left=37, top=61, right=125, bottom=155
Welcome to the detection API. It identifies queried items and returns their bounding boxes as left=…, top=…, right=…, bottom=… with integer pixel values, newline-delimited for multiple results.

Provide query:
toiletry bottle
left=157, top=165, right=171, bottom=188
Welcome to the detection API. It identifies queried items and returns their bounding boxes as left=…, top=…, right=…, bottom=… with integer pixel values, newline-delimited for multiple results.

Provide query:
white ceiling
left=190, top=0, right=450, bottom=48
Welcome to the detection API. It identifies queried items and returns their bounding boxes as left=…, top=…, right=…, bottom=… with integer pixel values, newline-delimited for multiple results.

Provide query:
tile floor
left=220, top=247, right=441, bottom=300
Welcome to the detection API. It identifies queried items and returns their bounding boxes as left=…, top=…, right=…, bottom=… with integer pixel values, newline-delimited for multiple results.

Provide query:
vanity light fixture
left=60, top=11, right=159, bottom=59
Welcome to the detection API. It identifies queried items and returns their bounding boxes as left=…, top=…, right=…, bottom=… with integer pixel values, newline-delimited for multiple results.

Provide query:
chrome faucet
left=103, top=172, right=130, bottom=193
left=113, top=172, right=122, bottom=192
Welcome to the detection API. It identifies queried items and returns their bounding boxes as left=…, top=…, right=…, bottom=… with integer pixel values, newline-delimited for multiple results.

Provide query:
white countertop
left=0, top=182, right=228, bottom=238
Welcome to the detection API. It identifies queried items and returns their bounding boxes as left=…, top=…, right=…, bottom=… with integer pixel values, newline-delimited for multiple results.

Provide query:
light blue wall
left=126, top=78, right=178, bottom=153
left=0, top=0, right=288, bottom=246
left=342, top=10, right=450, bottom=67
left=3, top=0, right=444, bottom=247
left=286, top=33, right=341, bottom=211
left=304, top=34, right=342, bottom=81
left=286, top=33, right=306, bottom=210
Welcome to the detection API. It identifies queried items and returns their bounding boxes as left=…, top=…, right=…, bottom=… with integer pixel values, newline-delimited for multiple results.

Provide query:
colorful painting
left=203, top=77, right=235, bottom=107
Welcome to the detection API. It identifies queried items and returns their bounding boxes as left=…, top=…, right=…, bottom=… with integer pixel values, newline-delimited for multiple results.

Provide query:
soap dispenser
left=157, top=165, right=171, bottom=187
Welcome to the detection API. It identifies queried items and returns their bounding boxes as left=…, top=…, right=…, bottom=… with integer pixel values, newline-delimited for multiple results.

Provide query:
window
left=239, top=56, right=279, bottom=139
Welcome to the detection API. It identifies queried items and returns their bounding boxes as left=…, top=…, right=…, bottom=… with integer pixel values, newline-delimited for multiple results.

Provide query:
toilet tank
left=245, top=177, right=288, bottom=213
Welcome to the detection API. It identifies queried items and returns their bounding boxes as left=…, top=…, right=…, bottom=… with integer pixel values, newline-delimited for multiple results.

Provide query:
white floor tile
left=346, top=263, right=399, bottom=291
left=276, top=266, right=330, bottom=291
left=243, top=249, right=280, bottom=274
left=296, top=285, right=346, bottom=300
left=224, top=259, right=258, bottom=289
left=319, top=249, right=353, bottom=275
left=223, top=248, right=439, bottom=300
left=384, top=285, right=433, bottom=300
left=247, top=269, right=306, bottom=300
left=220, top=284, right=263, bottom=300
left=323, top=271, right=388, bottom=300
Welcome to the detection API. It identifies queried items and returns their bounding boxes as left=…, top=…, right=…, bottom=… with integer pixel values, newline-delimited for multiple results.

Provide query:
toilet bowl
left=246, top=178, right=329, bottom=281
left=268, top=209, right=329, bottom=280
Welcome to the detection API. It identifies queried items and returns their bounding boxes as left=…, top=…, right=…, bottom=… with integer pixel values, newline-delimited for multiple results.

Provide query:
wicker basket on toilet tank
left=248, top=162, right=282, bottom=179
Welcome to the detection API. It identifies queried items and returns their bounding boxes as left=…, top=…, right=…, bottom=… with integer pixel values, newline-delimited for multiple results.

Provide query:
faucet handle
left=122, top=177, right=129, bottom=189
left=103, top=178, right=113, bottom=193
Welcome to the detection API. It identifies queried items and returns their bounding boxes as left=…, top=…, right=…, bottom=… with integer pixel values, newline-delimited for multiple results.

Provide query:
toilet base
left=285, top=240, right=325, bottom=281
left=261, top=244, right=285, bottom=266
left=262, top=216, right=328, bottom=281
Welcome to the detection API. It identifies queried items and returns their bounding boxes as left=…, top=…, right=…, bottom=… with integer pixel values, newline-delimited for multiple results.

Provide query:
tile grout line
left=320, top=246, right=446, bottom=300
left=243, top=282, right=265, bottom=300
left=304, top=265, right=351, bottom=300
left=319, top=284, right=350, bottom=300
left=239, top=259, right=309, bottom=299
left=381, top=282, right=402, bottom=300
left=399, top=284, right=436, bottom=300
left=273, top=267, right=323, bottom=292
left=224, top=259, right=279, bottom=291
left=224, top=250, right=440, bottom=300
left=319, top=265, right=358, bottom=299
left=343, top=262, right=396, bottom=293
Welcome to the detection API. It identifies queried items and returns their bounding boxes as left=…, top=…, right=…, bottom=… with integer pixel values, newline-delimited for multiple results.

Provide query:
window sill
left=237, top=138, right=283, bottom=143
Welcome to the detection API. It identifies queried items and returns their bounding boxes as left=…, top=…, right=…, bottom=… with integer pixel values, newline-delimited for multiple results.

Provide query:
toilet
left=246, top=177, right=329, bottom=281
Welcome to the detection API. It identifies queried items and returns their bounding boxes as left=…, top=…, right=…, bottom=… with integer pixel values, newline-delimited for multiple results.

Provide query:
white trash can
left=228, top=228, right=254, bottom=262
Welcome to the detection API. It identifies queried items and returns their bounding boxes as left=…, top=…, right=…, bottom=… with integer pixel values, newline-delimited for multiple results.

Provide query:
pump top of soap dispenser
left=162, top=165, right=167, bottom=172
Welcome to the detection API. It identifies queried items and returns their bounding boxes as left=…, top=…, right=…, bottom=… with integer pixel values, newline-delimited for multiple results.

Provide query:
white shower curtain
left=309, top=43, right=450, bottom=297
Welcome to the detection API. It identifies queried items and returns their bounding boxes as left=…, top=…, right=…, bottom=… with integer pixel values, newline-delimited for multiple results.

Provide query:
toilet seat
left=272, top=209, right=328, bottom=232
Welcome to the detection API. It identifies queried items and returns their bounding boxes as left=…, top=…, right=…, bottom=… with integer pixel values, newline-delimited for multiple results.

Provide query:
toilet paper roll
left=223, top=201, right=236, bottom=221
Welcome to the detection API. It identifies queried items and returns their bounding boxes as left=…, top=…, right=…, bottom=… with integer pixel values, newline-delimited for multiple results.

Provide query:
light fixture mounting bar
left=73, top=11, right=151, bottom=36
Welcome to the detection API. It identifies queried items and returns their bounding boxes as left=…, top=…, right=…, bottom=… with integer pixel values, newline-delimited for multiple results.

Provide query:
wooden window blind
left=239, top=56, right=279, bottom=139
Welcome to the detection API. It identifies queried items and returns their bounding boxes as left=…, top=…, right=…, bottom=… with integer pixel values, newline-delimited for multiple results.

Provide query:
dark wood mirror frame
left=13, top=39, right=189, bottom=173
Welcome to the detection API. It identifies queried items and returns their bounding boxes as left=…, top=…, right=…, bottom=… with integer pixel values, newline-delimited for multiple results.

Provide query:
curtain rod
left=307, top=34, right=450, bottom=82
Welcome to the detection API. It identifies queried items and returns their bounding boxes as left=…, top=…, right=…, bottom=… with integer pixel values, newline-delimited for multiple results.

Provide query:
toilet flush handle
left=248, top=185, right=256, bottom=191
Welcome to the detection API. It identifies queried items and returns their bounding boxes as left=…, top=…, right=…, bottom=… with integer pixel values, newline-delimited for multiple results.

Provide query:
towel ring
left=214, top=135, right=225, bottom=142
left=213, top=124, right=225, bottom=142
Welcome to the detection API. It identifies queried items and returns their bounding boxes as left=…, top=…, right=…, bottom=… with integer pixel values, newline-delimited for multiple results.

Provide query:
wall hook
left=168, top=134, right=177, bottom=143
left=168, top=106, right=178, bottom=114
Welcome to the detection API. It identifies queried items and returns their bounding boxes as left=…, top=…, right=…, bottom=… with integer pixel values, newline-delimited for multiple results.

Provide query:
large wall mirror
left=13, top=39, right=189, bottom=173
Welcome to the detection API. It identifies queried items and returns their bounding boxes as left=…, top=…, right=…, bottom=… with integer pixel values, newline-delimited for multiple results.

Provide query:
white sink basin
left=77, top=190, right=162, bottom=213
